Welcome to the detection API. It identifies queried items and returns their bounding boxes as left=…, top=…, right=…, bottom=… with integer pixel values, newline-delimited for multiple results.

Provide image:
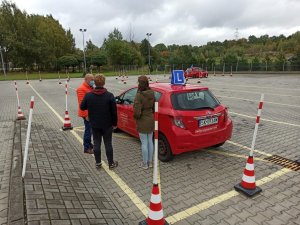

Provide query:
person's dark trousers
left=92, top=127, right=114, bottom=165
left=83, top=118, right=93, bottom=151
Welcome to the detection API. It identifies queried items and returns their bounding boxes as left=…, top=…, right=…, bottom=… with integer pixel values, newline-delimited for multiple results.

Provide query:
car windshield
left=171, top=90, right=220, bottom=110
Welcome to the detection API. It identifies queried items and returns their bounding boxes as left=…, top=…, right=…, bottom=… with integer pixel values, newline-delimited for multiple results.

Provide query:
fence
left=2, top=62, right=300, bottom=75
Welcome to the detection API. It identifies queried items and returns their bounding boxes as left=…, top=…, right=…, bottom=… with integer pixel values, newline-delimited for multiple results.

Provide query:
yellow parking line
left=73, top=126, right=84, bottom=129
left=206, top=149, right=267, bottom=161
left=29, top=84, right=149, bottom=217
left=230, top=112, right=300, bottom=127
left=211, top=87, right=300, bottom=98
left=226, top=140, right=272, bottom=157
left=73, top=126, right=84, bottom=132
left=217, top=95, right=300, bottom=108
left=166, top=168, right=291, bottom=224
left=74, top=128, right=84, bottom=132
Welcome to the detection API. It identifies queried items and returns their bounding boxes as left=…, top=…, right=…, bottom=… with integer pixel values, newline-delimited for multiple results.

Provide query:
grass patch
left=0, top=70, right=168, bottom=81
left=0, top=72, right=83, bottom=81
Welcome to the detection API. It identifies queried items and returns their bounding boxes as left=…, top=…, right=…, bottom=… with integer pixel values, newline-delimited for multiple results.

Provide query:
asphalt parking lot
left=0, top=73, right=299, bottom=225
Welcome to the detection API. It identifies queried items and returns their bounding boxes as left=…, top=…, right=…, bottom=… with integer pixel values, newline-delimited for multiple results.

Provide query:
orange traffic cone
left=62, top=111, right=73, bottom=130
left=17, top=106, right=26, bottom=120
left=234, top=156, right=262, bottom=197
left=139, top=184, right=169, bottom=225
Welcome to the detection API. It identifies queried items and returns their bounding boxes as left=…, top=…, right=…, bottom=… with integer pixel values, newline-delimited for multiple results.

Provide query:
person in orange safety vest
left=76, top=74, right=94, bottom=154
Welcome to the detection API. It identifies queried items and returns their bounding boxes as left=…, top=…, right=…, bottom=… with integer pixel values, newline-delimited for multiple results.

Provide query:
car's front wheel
left=158, top=133, right=173, bottom=162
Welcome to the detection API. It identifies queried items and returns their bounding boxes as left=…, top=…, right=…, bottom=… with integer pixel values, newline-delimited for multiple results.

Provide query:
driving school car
left=184, top=67, right=208, bottom=78
left=115, top=83, right=232, bottom=162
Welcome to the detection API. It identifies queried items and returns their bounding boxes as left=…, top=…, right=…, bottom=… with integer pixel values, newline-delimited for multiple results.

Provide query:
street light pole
left=0, top=46, right=6, bottom=77
left=146, top=33, right=152, bottom=75
left=79, top=28, right=87, bottom=74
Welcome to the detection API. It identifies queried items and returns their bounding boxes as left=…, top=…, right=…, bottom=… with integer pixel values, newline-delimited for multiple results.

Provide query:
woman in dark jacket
left=133, top=75, right=155, bottom=169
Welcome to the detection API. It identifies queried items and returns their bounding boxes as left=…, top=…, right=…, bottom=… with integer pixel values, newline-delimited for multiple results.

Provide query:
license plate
left=199, top=117, right=218, bottom=127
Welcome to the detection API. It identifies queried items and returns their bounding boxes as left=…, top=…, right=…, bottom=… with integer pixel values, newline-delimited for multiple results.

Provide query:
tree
left=57, top=55, right=78, bottom=72
left=154, top=43, right=167, bottom=52
left=108, top=28, right=123, bottom=41
left=0, top=1, right=77, bottom=71
left=140, top=38, right=151, bottom=64
left=86, top=40, right=99, bottom=54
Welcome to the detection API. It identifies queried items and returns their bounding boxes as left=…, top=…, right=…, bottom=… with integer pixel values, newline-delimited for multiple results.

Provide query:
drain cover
left=264, top=155, right=300, bottom=171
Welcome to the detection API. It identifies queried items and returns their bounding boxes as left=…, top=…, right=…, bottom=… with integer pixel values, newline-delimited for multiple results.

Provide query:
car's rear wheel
left=158, top=133, right=173, bottom=162
left=213, top=142, right=225, bottom=148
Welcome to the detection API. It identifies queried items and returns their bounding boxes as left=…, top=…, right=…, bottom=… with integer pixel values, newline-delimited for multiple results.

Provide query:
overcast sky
left=13, top=0, right=300, bottom=49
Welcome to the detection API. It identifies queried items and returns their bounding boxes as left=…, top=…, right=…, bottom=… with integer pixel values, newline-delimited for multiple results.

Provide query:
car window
left=154, top=91, right=162, bottom=101
left=171, top=90, right=220, bottom=110
left=121, top=88, right=137, bottom=105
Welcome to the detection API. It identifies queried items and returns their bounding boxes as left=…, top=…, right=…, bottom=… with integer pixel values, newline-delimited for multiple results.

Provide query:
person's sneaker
left=148, top=161, right=153, bottom=168
left=140, top=162, right=148, bottom=169
left=84, top=149, right=94, bottom=154
left=89, top=144, right=94, bottom=150
left=95, top=162, right=102, bottom=169
left=109, top=161, right=118, bottom=170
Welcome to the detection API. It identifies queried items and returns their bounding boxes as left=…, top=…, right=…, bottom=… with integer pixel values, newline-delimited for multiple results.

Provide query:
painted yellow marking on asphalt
left=74, top=126, right=84, bottom=129
left=226, top=140, right=272, bottom=157
left=203, top=82, right=300, bottom=92
left=73, top=126, right=84, bottom=130
left=166, top=168, right=291, bottom=224
left=74, top=128, right=84, bottom=132
left=211, top=87, right=300, bottom=98
left=217, top=95, right=300, bottom=108
left=256, top=168, right=291, bottom=185
left=206, top=149, right=267, bottom=161
left=230, top=111, right=300, bottom=127
left=29, top=84, right=149, bottom=217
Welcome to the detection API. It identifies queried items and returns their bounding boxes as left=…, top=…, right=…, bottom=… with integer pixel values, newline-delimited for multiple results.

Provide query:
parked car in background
left=115, top=83, right=232, bottom=162
left=184, top=67, right=208, bottom=78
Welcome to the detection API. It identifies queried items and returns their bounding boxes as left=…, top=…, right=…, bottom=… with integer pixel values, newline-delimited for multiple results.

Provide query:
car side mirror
left=115, top=96, right=122, bottom=104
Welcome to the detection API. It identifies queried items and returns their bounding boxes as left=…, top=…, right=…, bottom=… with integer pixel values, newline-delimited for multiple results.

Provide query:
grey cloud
left=13, top=0, right=300, bottom=47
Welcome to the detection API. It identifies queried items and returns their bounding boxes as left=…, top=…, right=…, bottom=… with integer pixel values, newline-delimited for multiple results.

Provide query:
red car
left=115, top=83, right=232, bottom=162
left=184, top=67, right=208, bottom=78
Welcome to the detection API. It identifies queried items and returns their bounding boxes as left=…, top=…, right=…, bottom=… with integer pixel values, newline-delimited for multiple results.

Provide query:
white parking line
left=211, top=87, right=300, bottom=98
left=230, top=112, right=300, bottom=127
left=203, top=82, right=300, bottom=91
left=217, top=95, right=300, bottom=108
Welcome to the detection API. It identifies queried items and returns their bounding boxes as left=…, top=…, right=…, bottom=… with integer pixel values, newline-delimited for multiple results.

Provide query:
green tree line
left=1, top=0, right=300, bottom=73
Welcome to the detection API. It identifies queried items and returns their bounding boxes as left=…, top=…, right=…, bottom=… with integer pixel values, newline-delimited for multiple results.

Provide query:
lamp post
left=79, top=28, right=87, bottom=74
left=146, top=33, right=152, bottom=75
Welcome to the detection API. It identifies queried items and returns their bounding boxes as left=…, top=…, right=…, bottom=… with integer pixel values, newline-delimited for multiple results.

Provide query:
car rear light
left=224, top=107, right=228, bottom=122
left=173, top=116, right=185, bottom=129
